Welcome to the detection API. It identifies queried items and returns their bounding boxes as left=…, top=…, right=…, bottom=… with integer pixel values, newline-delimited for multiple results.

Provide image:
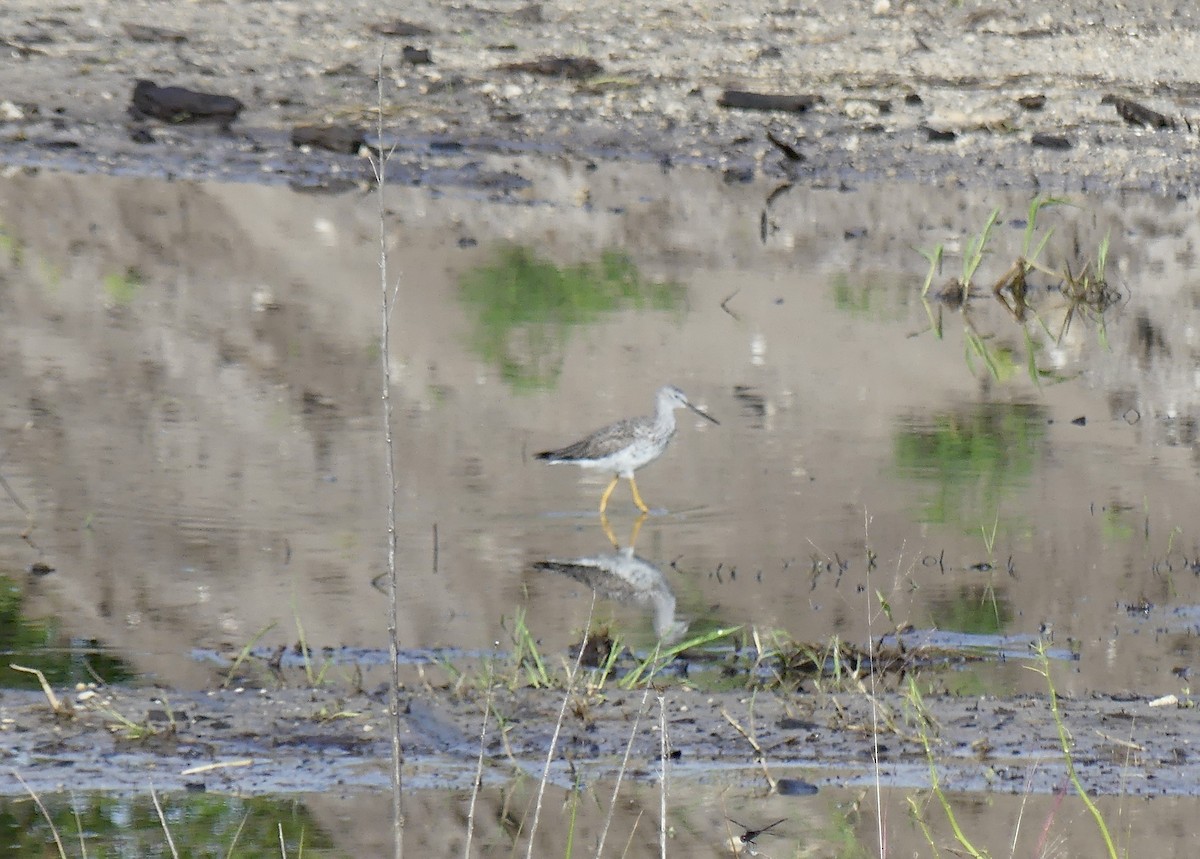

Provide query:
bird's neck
left=653, top=405, right=677, bottom=435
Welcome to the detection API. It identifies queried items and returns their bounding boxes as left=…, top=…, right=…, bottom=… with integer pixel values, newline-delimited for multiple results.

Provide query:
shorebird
left=535, top=384, right=718, bottom=514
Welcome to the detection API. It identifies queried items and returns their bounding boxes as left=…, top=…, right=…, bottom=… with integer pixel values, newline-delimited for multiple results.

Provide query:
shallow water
left=2, top=163, right=1200, bottom=698
left=4, top=779, right=1195, bottom=857
left=4, top=158, right=1200, bottom=857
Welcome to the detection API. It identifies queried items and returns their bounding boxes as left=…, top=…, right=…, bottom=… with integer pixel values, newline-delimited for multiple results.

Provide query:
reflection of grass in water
left=927, top=584, right=1012, bottom=635
left=459, top=246, right=685, bottom=391
left=103, top=267, right=144, bottom=305
left=0, top=575, right=135, bottom=688
left=1101, top=504, right=1135, bottom=542
left=0, top=224, right=24, bottom=265
left=893, top=402, right=1045, bottom=526
left=830, top=272, right=911, bottom=321
left=0, top=793, right=335, bottom=856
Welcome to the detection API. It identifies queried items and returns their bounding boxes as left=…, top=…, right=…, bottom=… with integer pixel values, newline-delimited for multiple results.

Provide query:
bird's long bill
left=687, top=401, right=720, bottom=425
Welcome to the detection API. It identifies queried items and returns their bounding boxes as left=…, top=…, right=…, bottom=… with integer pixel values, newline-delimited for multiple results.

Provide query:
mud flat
left=2, top=684, right=1195, bottom=797
left=1, top=0, right=1199, bottom=192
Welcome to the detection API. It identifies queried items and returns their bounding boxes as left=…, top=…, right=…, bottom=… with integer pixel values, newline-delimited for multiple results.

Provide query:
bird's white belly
left=580, top=437, right=669, bottom=477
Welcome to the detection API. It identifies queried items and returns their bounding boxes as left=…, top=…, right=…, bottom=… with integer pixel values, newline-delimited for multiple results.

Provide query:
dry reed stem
left=463, top=691, right=493, bottom=858
left=12, top=769, right=67, bottom=859
left=150, top=786, right=179, bottom=859
left=10, top=664, right=66, bottom=714
left=370, top=47, right=405, bottom=859
left=524, top=592, right=596, bottom=859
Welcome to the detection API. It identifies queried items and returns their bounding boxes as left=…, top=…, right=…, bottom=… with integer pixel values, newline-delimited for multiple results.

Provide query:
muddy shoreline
left=3, top=684, right=1195, bottom=797
left=3, top=1, right=1200, bottom=194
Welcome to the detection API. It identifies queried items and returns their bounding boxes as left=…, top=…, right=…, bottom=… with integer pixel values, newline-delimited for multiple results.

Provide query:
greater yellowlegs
left=535, top=384, right=718, bottom=514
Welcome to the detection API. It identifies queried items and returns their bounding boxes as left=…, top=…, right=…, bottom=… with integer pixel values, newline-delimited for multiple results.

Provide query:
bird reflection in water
left=533, top=514, right=688, bottom=644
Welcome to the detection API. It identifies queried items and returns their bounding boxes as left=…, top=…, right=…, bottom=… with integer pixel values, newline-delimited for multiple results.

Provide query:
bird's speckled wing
left=535, top=416, right=653, bottom=462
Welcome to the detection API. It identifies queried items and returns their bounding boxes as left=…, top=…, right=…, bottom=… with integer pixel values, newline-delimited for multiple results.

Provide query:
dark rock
left=1101, top=94, right=1175, bottom=129
left=501, top=56, right=603, bottom=79
left=290, top=124, right=366, bottom=155
left=718, top=90, right=821, bottom=112
left=369, top=19, right=433, bottom=37
left=1017, top=94, right=1046, bottom=110
left=402, top=46, right=433, bottom=65
left=1031, top=132, right=1071, bottom=149
left=130, top=79, right=243, bottom=126
left=776, top=778, right=819, bottom=796
left=121, top=23, right=188, bottom=43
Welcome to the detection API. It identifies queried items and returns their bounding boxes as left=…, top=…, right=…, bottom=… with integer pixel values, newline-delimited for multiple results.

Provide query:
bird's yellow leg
left=628, top=475, right=650, bottom=514
left=599, top=476, right=620, bottom=515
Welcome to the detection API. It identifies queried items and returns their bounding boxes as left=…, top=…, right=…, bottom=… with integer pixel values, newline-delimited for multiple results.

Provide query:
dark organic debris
left=575, top=630, right=616, bottom=669
left=718, top=90, right=821, bottom=113
left=1071, top=415, right=1087, bottom=426
left=321, top=61, right=358, bottom=77
left=1031, top=132, right=1071, bottom=150
left=130, top=79, right=243, bottom=126
left=369, top=19, right=433, bottom=37
left=1101, top=94, right=1175, bottom=129
left=501, top=56, right=603, bottom=79
left=924, top=126, right=957, bottom=142
left=290, top=124, right=366, bottom=155
left=402, top=46, right=433, bottom=65
left=121, top=22, right=188, bottom=43
left=1017, top=94, right=1046, bottom=110
left=288, top=178, right=361, bottom=195
left=29, top=561, right=55, bottom=577
left=766, top=128, right=804, bottom=161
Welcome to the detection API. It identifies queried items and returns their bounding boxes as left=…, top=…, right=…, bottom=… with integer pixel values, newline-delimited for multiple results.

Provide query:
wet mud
left=2, top=683, right=1196, bottom=798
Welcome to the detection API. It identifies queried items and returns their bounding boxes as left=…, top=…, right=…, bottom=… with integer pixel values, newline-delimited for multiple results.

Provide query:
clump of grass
left=918, top=196, right=1119, bottom=384
left=221, top=622, right=277, bottom=689
left=618, top=625, right=741, bottom=689
left=505, top=608, right=553, bottom=689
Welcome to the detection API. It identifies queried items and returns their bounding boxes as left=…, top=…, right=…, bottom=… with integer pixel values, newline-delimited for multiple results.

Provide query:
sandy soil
left=2, top=0, right=1199, bottom=192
